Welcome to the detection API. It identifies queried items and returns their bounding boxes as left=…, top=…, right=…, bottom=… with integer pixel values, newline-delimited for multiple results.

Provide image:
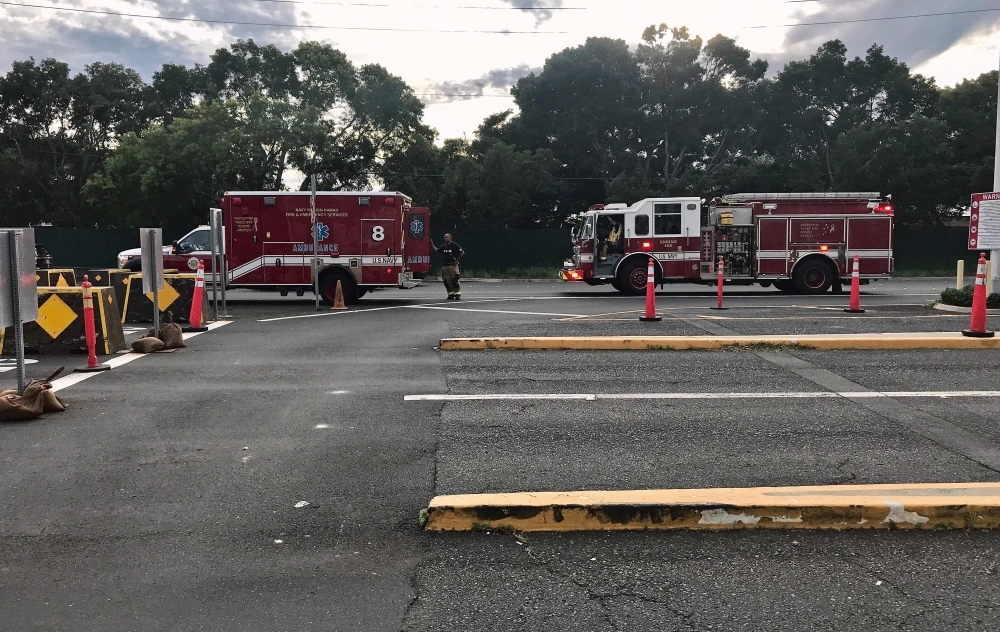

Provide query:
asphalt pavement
left=2, top=278, right=999, bottom=631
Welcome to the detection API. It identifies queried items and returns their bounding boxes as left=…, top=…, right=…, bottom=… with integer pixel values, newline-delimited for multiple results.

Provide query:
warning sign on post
left=970, top=192, right=1000, bottom=249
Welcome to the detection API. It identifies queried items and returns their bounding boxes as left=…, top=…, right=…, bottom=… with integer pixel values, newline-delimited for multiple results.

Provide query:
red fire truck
left=560, top=192, right=894, bottom=295
left=118, top=191, right=431, bottom=304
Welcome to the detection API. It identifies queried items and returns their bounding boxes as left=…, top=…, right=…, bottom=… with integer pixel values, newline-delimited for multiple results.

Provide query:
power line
left=750, top=6, right=1000, bottom=29
left=0, top=1, right=570, bottom=33
left=247, top=0, right=586, bottom=9
left=3, top=1, right=996, bottom=34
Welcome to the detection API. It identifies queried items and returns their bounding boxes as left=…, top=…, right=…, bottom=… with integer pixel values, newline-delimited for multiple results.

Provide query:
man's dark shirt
left=439, top=242, right=464, bottom=265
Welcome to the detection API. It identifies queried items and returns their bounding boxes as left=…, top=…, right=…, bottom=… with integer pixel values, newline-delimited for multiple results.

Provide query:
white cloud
left=2, top=0, right=997, bottom=140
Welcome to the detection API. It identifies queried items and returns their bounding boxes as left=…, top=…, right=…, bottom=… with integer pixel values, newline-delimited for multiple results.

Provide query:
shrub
left=940, top=285, right=1000, bottom=308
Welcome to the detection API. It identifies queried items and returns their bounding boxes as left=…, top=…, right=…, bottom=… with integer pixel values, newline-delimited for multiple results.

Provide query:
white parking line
left=405, top=390, right=1000, bottom=402
left=256, top=297, right=531, bottom=322
left=49, top=320, right=232, bottom=393
left=406, top=305, right=583, bottom=317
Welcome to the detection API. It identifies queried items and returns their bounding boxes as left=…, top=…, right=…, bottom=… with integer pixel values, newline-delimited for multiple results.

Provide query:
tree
left=939, top=71, right=998, bottom=203
left=86, top=39, right=430, bottom=227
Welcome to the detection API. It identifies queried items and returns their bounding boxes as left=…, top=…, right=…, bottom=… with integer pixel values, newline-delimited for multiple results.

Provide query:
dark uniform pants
left=442, top=264, right=461, bottom=297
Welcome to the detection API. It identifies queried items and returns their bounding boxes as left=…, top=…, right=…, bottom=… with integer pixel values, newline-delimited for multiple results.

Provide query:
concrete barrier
left=122, top=273, right=211, bottom=324
left=35, top=268, right=77, bottom=287
left=0, top=287, right=126, bottom=355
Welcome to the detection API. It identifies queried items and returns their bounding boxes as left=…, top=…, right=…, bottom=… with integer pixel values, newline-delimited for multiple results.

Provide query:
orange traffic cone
left=331, top=280, right=348, bottom=310
left=844, top=254, right=865, bottom=314
left=963, top=253, right=994, bottom=338
left=184, top=260, right=209, bottom=332
left=639, top=257, right=661, bottom=322
left=710, top=255, right=728, bottom=310
left=74, top=275, right=111, bottom=373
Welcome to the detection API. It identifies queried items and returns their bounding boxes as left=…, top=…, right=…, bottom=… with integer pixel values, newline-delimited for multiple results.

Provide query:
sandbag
left=132, top=337, right=165, bottom=353
left=159, top=311, right=185, bottom=350
left=0, top=368, right=67, bottom=421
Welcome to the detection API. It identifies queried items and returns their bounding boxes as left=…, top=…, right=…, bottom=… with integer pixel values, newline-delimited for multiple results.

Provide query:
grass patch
left=940, top=285, right=1000, bottom=309
left=418, top=508, right=428, bottom=527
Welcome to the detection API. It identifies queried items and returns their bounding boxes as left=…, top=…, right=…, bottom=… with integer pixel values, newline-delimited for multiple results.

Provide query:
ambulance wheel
left=319, top=272, right=358, bottom=305
left=793, top=259, right=834, bottom=295
left=617, top=258, right=657, bottom=296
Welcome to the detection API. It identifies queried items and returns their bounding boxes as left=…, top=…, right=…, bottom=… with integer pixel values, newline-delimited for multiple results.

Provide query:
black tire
left=124, top=259, right=142, bottom=272
left=793, top=259, right=835, bottom=295
left=773, top=280, right=796, bottom=294
left=319, top=271, right=358, bottom=305
left=616, top=258, right=657, bottom=296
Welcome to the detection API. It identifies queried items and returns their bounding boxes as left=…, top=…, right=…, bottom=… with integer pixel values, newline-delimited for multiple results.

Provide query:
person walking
left=431, top=233, right=464, bottom=300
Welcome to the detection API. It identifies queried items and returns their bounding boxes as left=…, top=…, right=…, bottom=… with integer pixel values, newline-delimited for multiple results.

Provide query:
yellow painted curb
left=439, top=332, right=1000, bottom=351
left=425, top=482, right=1000, bottom=532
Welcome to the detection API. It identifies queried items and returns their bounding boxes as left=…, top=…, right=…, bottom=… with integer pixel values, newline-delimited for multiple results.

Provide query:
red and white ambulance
left=561, top=192, right=894, bottom=295
left=117, top=191, right=431, bottom=304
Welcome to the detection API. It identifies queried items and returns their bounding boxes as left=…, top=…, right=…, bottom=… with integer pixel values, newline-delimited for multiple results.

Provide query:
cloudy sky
left=2, top=0, right=999, bottom=140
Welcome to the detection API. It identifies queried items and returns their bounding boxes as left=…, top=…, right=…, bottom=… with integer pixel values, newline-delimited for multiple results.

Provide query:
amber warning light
left=563, top=269, right=583, bottom=281
left=820, top=245, right=829, bottom=252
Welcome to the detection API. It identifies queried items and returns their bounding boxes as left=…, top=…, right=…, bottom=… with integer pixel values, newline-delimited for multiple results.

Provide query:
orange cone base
left=639, top=316, right=662, bottom=322
left=962, top=329, right=995, bottom=338
left=183, top=325, right=210, bottom=332
left=74, top=364, right=111, bottom=373
left=844, top=308, right=866, bottom=314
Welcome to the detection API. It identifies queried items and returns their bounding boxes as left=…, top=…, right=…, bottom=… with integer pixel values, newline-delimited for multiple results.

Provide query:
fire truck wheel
left=617, top=258, right=658, bottom=295
left=793, top=259, right=835, bottom=295
left=319, top=272, right=359, bottom=305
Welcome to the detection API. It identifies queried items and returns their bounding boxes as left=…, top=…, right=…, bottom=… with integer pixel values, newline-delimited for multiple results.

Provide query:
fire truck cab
left=562, top=192, right=894, bottom=295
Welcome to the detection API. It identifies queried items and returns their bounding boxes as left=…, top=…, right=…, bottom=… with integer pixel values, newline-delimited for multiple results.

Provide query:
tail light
left=875, top=203, right=894, bottom=215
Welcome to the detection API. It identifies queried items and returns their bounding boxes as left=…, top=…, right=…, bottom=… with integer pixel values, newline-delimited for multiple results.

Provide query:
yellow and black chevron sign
left=87, top=269, right=136, bottom=315
left=0, top=287, right=126, bottom=355
left=35, top=268, right=77, bottom=287
left=122, top=273, right=210, bottom=324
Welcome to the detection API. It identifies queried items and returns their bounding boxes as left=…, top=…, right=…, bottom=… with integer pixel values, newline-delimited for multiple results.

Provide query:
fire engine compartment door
left=756, top=217, right=790, bottom=277
left=227, top=203, right=264, bottom=284
left=361, top=218, right=399, bottom=285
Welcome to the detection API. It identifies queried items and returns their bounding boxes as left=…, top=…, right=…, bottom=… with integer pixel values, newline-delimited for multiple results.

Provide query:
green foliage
left=2, top=29, right=998, bottom=231
left=940, top=285, right=1000, bottom=309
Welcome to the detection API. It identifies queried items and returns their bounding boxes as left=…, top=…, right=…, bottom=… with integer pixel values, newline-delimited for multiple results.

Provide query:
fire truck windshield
left=577, top=215, right=595, bottom=240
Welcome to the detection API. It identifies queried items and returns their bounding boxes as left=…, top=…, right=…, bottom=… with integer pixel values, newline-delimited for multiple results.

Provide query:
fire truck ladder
left=722, top=192, right=881, bottom=202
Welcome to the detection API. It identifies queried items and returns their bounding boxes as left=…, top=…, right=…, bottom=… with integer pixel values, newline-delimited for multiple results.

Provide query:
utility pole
left=993, top=49, right=1000, bottom=282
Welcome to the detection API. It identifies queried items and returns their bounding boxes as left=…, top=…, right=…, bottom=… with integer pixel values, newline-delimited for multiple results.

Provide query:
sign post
left=210, top=208, right=229, bottom=319
left=0, top=228, right=38, bottom=394
left=140, top=228, right=164, bottom=337
left=993, top=49, right=1000, bottom=283
left=209, top=208, right=220, bottom=320
left=311, top=175, right=319, bottom=310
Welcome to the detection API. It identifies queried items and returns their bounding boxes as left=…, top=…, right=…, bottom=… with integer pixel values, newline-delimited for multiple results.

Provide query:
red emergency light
left=385, top=197, right=395, bottom=206
left=232, top=197, right=241, bottom=205
left=641, top=241, right=652, bottom=250
left=386, top=267, right=393, bottom=273
left=563, top=269, right=583, bottom=281
left=874, top=203, right=894, bottom=215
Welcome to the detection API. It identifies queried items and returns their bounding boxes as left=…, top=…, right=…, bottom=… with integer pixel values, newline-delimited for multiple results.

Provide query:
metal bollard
left=957, top=260, right=964, bottom=290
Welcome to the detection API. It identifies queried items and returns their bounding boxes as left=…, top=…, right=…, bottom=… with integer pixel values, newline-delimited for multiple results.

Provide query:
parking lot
left=3, top=278, right=1000, bottom=631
